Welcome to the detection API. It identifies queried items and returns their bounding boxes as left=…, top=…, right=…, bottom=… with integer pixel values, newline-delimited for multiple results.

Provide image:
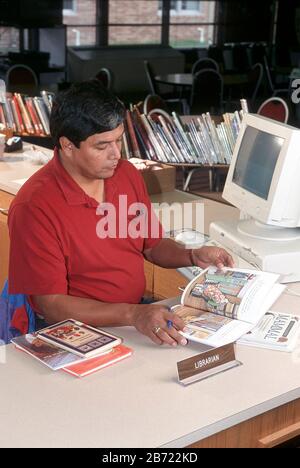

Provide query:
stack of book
left=123, top=106, right=246, bottom=165
left=12, top=319, right=133, bottom=378
left=0, top=90, right=52, bottom=136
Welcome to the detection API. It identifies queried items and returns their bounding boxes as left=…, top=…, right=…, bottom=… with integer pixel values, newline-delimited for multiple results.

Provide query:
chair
left=5, top=64, right=38, bottom=95
left=257, top=97, right=289, bottom=124
left=147, top=107, right=174, bottom=126
left=191, top=58, right=220, bottom=75
left=0, top=280, right=36, bottom=345
left=143, top=94, right=170, bottom=115
left=263, top=56, right=289, bottom=97
left=143, top=60, right=188, bottom=114
left=94, top=67, right=113, bottom=91
left=189, top=69, right=224, bottom=115
left=232, top=44, right=251, bottom=72
left=243, top=62, right=264, bottom=110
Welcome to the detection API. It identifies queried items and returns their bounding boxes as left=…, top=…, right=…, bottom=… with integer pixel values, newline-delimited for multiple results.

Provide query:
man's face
left=70, top=124, right=124, bottom=180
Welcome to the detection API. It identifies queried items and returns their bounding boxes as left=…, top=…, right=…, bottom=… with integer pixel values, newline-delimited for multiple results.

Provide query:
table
left=1, top=150, right=300, bottom=447
left=1, top=285, right=300, bottom=448
left=155, top=73, right=249, bottom=88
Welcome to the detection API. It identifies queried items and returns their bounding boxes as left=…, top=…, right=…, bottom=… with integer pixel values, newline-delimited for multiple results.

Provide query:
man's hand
left=131, top=304, right=187, bottom=346
left=191, top=246, right=234, bottom=269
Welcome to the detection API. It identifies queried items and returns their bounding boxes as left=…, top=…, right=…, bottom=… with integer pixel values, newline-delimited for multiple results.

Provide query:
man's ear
left=59, top=136, right=74, bottom=155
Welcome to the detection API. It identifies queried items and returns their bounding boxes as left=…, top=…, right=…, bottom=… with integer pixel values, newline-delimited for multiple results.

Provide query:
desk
left=1, top=178, right=300, bottom=447
left=1, top=152, right=300, bottom=448
left=1, top=286, right=300, bottom=448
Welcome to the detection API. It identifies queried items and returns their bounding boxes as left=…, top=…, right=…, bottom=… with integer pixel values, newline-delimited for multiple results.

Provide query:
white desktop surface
left=1, top=288, right=300, bottom=448
left=0, top=144, right=53, bottom=195
left=1, top=147, right=299, bottom=447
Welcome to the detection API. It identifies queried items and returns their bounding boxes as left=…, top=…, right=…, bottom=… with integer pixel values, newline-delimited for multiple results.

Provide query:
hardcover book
left=62, top=344, right=133, bottom=378
left=172, top=266, right=284, bottom=347
left=36, top=319, right=122, bottom=358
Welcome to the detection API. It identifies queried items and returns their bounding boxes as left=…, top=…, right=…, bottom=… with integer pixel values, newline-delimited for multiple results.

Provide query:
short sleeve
left=8, top=202, right=68, bottom=295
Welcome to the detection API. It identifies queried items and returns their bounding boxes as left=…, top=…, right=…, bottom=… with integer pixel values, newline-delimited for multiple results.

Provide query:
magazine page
left=37, top=319, right=122, bottom=358
left=181, top=266, right=280, bottom=324
left=12, top=333, right=86, bottom=370
left=172, top=304, right=253, bottom=347
left=238, top=311, right=300, bottom=351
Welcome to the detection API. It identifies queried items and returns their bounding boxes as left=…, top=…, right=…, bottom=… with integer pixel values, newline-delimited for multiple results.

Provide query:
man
left=8, top=80, right=233, bottom=347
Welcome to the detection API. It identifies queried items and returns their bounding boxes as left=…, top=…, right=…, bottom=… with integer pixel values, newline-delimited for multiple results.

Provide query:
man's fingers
left=154, top=327, right=187, bottom=347
left=150, top=332, right=163, bottom=345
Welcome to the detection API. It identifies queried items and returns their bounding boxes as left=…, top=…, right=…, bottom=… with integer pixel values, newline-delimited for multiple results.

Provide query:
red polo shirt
left=8, top=149, right=163, bottom=305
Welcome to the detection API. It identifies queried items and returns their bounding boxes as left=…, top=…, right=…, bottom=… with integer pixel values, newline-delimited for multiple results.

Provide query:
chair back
left=143, top=60, right=158, bottom=95
left=263, top=55, right=274, bottom=94
left=257, top=97, right=289, bottom=124
left=191, top=58, right=219, bottom=75
left=189, top=69, right=224, bottom=115
left=245, top=62, right=264, bottom=108
left=143, top=94, right=170, bottom=115
left=6, top=64, right=38, bottom=95
left=0, top=280, right=36, bottom=345
left=94, top=67, right=113, bottom=90
left=147, top=108, right=173, bottom=126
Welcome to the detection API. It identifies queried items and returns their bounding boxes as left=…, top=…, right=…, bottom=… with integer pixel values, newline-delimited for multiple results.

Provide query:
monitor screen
left=232, top=126, right=284, bottom=200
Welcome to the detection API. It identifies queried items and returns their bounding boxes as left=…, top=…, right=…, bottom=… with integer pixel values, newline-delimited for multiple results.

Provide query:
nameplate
left=177, top=343, right=241, bottom=386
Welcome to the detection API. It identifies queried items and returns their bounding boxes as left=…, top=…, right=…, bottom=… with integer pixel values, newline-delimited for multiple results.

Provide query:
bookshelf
left=0, top=90, right=52, bottom=140
left=123, top=106, right=245, bottom=191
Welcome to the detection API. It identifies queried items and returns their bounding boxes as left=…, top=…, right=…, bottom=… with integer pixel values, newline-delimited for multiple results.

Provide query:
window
left=159, top=1, right=202, bottom=15
left=169, top=1, right=215, bottom=48
left=0, top=27, right=19, bottom=53
left=63, top=0, right=77, bottom=16
left=61, top=0, right=215, bottom=48
left=63, top=0, right=96, bottom=46
left=109, top=0, right=162, bottom=46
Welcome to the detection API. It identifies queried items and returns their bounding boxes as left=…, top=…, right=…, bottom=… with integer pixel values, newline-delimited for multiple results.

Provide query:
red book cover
left=12, top=95, right=25, bottom=133
left=62, top=344, right=133, bottom=378
left=126, top=110, right=141, bottom=158
left=25, top=97, right=42, bottom=135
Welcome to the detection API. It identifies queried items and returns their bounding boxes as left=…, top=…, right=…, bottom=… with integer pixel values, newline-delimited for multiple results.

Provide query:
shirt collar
left=51, top=147, right=118, bottom=207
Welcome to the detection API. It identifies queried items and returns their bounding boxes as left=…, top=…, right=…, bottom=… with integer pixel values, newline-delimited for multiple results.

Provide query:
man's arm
left=144, top=238, right=234, bottom=269
left=33, top=294, right=187, bottom=347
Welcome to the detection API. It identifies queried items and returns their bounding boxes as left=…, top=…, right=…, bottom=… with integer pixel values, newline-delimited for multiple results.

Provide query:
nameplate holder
left=177, top=343, right=242, bottom=386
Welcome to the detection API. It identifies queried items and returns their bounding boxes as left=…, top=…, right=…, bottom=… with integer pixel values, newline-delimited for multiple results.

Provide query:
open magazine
left=172, top=266, right=285, bottom=347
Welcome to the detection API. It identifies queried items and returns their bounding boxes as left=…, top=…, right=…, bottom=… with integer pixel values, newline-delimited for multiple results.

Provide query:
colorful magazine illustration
left=172, top=266, right=285, bottom=347
left=12, top=333, right=88, bottom=370
left=36, top=319, right=122, bottom=358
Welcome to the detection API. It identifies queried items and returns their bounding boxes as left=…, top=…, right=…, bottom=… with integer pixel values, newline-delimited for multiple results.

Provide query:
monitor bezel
left=223, top=113, right=300, bottom=226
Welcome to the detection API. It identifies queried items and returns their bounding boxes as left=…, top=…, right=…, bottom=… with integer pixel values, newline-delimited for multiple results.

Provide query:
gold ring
left=152, top=326, right=161, bottom=334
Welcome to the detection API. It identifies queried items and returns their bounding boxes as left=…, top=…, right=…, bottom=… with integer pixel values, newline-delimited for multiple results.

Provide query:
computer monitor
left=209, top=113, right=300, bottom=282
left=222, top=113, right=300, bottom=241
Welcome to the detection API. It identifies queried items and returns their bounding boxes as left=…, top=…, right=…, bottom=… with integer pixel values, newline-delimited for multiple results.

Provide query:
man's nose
left=109, top=141, right=122, bottom=159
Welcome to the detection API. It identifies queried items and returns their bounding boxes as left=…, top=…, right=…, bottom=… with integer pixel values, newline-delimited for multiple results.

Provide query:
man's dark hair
left=50, top=80, right=126, bottom=148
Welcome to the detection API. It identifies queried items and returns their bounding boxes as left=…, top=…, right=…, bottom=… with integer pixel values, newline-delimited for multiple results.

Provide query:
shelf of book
left=122, top=104, right=246, bottom=191
left=0, top=91, right=52, bottom=139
